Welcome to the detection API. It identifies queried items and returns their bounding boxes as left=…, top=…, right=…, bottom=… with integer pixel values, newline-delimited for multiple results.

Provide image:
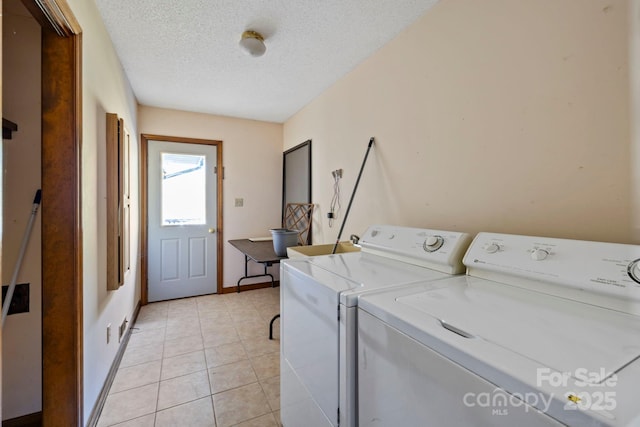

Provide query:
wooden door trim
left=41, top=17, right=83, bottom=427
left=17, top=0, right=84, bottom=424
left=21, top=0, right=81, bottom=36
left=140, top=134, right=224, bottom=304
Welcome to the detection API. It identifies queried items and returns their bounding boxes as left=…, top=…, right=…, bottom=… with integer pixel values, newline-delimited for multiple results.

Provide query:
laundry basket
left=270, top=228, right=299, bottom=256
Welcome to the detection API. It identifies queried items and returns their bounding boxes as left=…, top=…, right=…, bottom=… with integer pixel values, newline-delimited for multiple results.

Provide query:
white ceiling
left=95, top=0, right=439, bottom=123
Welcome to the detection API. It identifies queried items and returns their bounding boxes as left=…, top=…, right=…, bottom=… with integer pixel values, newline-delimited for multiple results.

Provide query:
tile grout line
left=197, top=298, right=216, bottom=423
left=153, top=305, right=169, bottom=426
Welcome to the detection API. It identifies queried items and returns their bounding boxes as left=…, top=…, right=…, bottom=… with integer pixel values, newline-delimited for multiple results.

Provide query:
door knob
left=209, top=228, right=216, bottom=234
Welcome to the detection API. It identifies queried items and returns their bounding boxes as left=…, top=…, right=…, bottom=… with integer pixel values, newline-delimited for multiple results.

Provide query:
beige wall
left=1, top=0, right=41, bottom=419
left=138, top=106, right=284, bottom=288
left=65, top=0, right=142, bottom=423
left=632, top=0, right=640, bottom=238
left=285, top=0, right=632, bottom=245
left=0, top=5, right=4, bottom=420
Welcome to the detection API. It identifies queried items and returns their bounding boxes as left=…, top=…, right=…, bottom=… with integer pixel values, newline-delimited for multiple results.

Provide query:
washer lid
left=394, top=276, right=640, bottom=382
left=307, top=252, right=451, bottom=306
left=308, top=252, right=449, bottom=285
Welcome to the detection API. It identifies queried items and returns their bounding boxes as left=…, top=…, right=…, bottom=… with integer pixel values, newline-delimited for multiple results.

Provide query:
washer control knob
left=423, top=235, right=444, bottom=252
left=531, top=249, right=549, bottom=261
left=484, top=243, right=500, bottom=254
left=628, top=259, right=640, bottom=284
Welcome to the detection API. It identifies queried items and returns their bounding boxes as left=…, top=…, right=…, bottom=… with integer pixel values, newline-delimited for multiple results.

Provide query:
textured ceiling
left=95, top=0, right=439, bottom=123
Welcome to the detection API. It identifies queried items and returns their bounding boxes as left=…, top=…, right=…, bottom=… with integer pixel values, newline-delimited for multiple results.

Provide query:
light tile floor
left=97, top=287, right=282, bottom=427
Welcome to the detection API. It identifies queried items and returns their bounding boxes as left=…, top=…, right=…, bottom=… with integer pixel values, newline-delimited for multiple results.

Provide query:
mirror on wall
left=282, top=140, right=312, bottom=241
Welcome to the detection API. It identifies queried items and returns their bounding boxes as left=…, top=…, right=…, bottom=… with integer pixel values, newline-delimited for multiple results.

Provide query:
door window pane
left=161, top=152, right=206, bottom=225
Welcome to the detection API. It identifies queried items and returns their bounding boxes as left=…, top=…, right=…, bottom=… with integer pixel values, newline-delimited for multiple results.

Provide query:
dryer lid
left=396, top=276, right=640, bottom=383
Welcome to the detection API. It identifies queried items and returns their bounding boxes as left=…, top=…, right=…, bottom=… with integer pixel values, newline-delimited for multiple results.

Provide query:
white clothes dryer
left=357, top=232, right=640, bottom=427
left=280, top=225, right=472, bottom=427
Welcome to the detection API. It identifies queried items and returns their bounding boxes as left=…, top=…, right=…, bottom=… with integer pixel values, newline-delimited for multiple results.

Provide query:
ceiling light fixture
left=239, top=30, right=266, bottom=57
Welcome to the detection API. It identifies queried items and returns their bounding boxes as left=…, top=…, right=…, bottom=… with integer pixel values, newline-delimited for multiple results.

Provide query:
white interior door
left=148, top=140, right=217, bottom=302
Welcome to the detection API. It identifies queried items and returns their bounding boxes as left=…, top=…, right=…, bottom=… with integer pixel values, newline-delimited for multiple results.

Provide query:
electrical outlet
left=119, top=317, right=128, bottom=342
left=107, top=323, right=111, bottom=344
left=235, top=198, right=244, bottom=207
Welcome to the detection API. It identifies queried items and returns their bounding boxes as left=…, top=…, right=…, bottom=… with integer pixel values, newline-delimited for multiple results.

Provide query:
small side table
left=228, top=239, right=287, bottom=293
left=229, top=238, right=287, bottom=340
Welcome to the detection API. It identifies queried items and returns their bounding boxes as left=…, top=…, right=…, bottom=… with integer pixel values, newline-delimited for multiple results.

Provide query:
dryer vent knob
left=627, top=259, right=640, bottom=284
left=423, top=235, right=444, bottom=252
left=484, top=243, right=500, bottom=254
left=530, top=249, right=549, bottom=261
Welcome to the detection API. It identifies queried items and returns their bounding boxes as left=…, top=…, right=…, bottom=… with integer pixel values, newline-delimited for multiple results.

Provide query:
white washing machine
left=280, top=225, right=472, bottom=427
left=357, top=232, right=640, bottom=426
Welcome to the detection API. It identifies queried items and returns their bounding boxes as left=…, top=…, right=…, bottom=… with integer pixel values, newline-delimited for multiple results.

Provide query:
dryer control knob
left=531, top=249, right=549, bottom=261
left=423, top=235, right=444, bottom=252
left=484, top=243, right=500, bottom=254
left=627, top=259, right=640, bottom=284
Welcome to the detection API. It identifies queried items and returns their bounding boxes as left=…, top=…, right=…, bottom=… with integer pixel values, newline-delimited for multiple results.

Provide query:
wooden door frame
left=140, top=134, right=224, bottom=304
left=17, top=0, right=84, bottom=425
